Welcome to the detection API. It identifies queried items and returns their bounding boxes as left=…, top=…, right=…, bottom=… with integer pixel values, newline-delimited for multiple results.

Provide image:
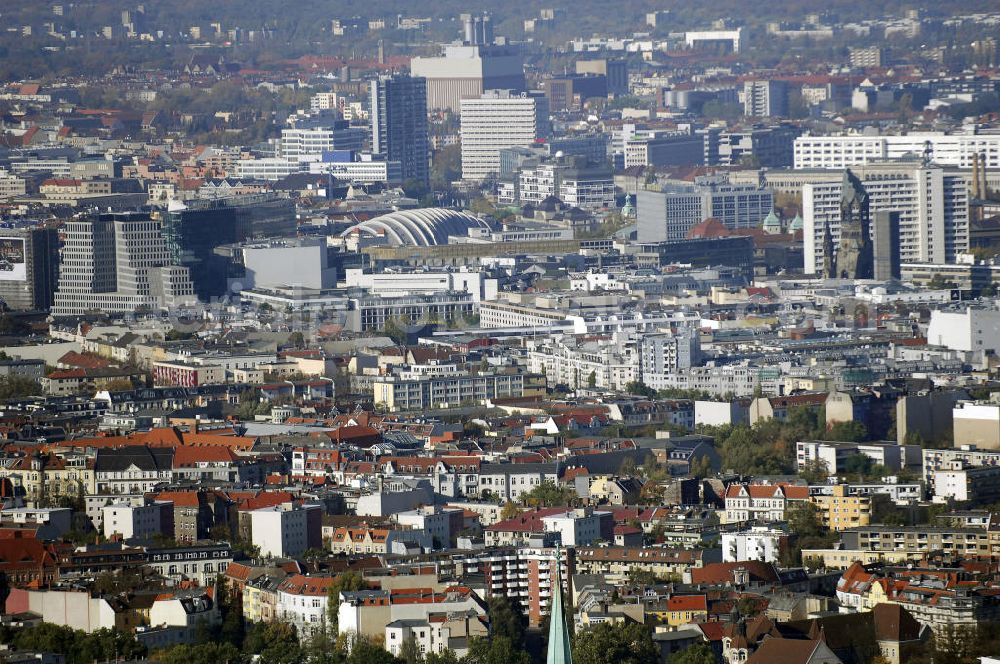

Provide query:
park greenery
left=520, top=480, right=579, bottom=507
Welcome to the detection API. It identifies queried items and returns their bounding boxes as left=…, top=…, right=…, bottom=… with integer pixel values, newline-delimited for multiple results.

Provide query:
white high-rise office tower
left=802, top=162, right=969, bottom=275
left=460, top=91, right=549, bottom=182
left=52, top=212, right=195, bottom=317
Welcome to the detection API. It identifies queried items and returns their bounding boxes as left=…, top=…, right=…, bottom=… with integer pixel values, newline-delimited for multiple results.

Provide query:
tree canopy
left=668, top=643, right=716, bottom=664
left=521, top=480, right=577, bottom=507
left=464, top=636, right=532, bottom=664
left=11, top=624, right=145, bottom=664
left=572, top=621, right=659, bottom=664
left=326, top=571, right=369, bottom=626
left=487, top=596, right=527, bottom=648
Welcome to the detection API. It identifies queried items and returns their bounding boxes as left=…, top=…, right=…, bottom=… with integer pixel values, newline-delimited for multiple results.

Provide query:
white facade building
left=639, top=331, right=701, bottom=379
left=276, top=574, right=334, bottom=640
left=344, top=268, right=497, bottom=302
left=743, top=80, right=787, bottom=117
left=279, top=126, right=366, bottom=160
left=386, top=617, right=483, bottom=659
left=541, top=508, right=606, bottom=546
left=526, top=333, right=639, bottom=392
left=460, top=91, right=549, bottom=182
left=478, top=300, right=570, bottom=328
left=145, top=544, right=233, bottom=586
left=644, top=364, right=771, bottom=396
left=927, top=307, right=1000, bottom=354
left=802, top=163, right=968, bottom=273
left=308, top=156, right=403, bottom=185
left=722, top=526, right=786, bottom=563
left=478, top=463, right=559, bottom=502
left=249, top=503, right=317, bottom=558
left=410, top=44, right=526, bottom=112
left=694, top=400, right=750, bottom=427
left=102, top=502, right=162, bottom=539
left=393, top=506, right=454, bottom=547
left=148, top=592, right=220, bottom=642
left=723, top=484, right=807, bottom=524
left=637, top=176, right=774, bottom=242
left=235, top=157, right=308, bottom=181
left=516, top=158, right=615, bottom=209
left=794, top=131, right=1000, bottom=170
left=923, top=446, right=1000, bottom=489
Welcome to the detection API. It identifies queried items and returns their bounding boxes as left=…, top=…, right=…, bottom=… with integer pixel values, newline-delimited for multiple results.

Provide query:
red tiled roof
left=154, top=491, right=202, bottom=508
left=225, top=562, right=253, bottom=582
left=689, top=561, right=780, bottom=585
left=45, top=369, right=86, bottom=380
left=172, top=446, right=238, bottom=466
left=668, top=595, right=708, bottom=612
left=235, top=490, right=294, bottom=511
left=57, top=351, right=111, bottom=369
left=278, top=574, right=337, bottom=596
left=687, top=217, right=731, bottom=239
left=0, top=536, right=55, bottom=572
left=747, top=638, right=824, bottom=664
left=695, top=621, right=726, bottom=641
left=485, top=507, right=565, bottom=533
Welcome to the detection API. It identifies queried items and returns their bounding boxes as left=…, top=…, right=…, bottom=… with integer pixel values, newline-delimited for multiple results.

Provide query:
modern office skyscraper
left=51, top=212, right=195, bottom=317
left=160, top=194, right=297, bottom=300
left=370, top=74, right=430, bottom=187
left=460, top=91, right=549, bottom=182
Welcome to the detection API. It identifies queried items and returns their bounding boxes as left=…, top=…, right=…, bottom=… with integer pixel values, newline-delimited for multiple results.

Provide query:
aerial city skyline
left=0, top=1, right=996, bottom=663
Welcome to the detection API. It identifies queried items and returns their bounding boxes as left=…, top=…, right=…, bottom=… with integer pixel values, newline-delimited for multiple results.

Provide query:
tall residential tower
left=370, top=74, right=430, bottom=187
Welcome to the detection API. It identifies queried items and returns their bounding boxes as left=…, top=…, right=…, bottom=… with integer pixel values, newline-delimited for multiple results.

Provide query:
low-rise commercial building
left=373, top=372, right=544, bottom=412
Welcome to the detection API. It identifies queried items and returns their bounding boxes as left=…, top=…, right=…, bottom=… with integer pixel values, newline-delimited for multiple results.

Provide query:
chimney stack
left=972, top=153, right=982, bottom=200
left=981, top=152, right=989, bottom=199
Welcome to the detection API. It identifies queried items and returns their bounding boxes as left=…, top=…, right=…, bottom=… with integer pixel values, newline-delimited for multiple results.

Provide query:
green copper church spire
left=546, top=547, right=573, bottom=664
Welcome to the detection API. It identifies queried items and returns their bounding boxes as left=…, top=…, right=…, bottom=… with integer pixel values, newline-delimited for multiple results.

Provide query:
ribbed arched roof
left=340, top=208, right=489, bottom=246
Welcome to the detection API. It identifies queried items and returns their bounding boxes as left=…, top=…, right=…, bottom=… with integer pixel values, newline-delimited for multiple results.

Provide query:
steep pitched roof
left=747, top=638, right=835, bottom=664
left=154, top=490, right=203, bottom=508
left=0, top=536, right=55, bottom=572
left=94, top=445, right=173, bottom=472
left=172, top=446, right=238, bottom=466
left=689, top=561, right=780, bottom=585
left=872, top=603, right=924, bottom=642
left=668, top=595, right=708, bottom=612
